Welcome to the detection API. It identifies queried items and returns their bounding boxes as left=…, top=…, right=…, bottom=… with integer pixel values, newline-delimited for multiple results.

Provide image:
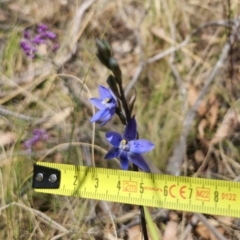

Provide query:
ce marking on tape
left=164, top=185, right=189, bottom=199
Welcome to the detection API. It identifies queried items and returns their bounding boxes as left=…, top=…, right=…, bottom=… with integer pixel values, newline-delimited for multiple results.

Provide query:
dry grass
left=1, top=0, right=240, bottom=239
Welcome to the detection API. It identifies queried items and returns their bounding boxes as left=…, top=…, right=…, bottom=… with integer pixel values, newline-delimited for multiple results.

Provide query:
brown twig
left=180, top=214, right=199, bottom=240
left=167, top=16, right=240, bottom=175
left=195, top=213, right=228, bottom=240
left=125, top=19, right=232, bottom=96
left=0, top=105, right=36, bottom=122
left=124, top=2, right=150, bottom=97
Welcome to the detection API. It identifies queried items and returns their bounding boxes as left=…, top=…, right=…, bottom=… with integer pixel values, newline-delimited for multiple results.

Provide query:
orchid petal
left=90, top=108, right=108, bottom=123
left=129, top=153, right=150, bottom=172
left=89, top=98, right=105, bottom=110
left=119, top=151, right=129, bottom=170
left=106, top=132, right=122, bottom=147
left=129, top=139, right=155, bottom=154
left=98, top=85, right=112, bottom=99
left=100, top=113, right=112, bottom=126
left=104, top=147, right=121, bottom=159
left=123, top=116, right=137, bottom=141
left=89, top=85, right=117, bottom=125
left=100, top=106, right=116, bottom=125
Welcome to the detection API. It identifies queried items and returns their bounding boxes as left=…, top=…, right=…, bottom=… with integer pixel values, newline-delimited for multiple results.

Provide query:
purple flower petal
left=129, top=153, right=150, bottom=172
left=32, top=35, right=46, bottom=44
left=20, top=39, right=37, bottom=58
left=98, top=85, right=112, bottom=99
left=90, top=108, right=109, bottom=123
left=119, top=151, right=129, bottom=170
left=23, top=128, right=48, bottom=154
left=104, top=116, right=154, bottom=172
left=106, top=132, right=122, bottom=147
left=33, top=129, right=45, bottom=135
left=24, top=139, right=32, bottom=148
left=89, top=98, right=105, bottom=110
left=89, top=86, right=117, bottom=125
left=24, top=30, right=31, bottom=39
left=21, top=24, right=58, bottom=58
left=20, top=40, right=31, bottom=51
left=100, top=107, right=116, bottom=125
left=100, top=113, right=112, bottom=126
left=104, top=147, right=120, bottom=159
left=33, top=136, right=38, bottom=142
left=129, top=139, right=155, bottom=154
left=31, top=129, right=49, bottom=141
left=46, top=31, right=56, bottom=39
left=123, top=116, right=137, bottom=141
left=38, top=24, right=48, bottom=33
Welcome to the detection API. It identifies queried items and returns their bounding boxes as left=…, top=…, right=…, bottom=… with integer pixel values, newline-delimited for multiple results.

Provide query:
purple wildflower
left=36, top=24, right=56, bottom=40
left=24, top=129, right=48, bottom=154
left=23, top=30, right=31, bottom=39
left=104, top=116, right=154, bottom=172
left=37, top=24, right=48, bottom=33
left=32, top=35, right=47, bottom=44
left=20, top=40, right=37, bottom=58
left=45, top=31, right=56, bottom=39
left=89, top=85, right=117, bottom=125
left=20, top=24, right=59, bottom=58
left=20, top=40, right=31, bottom=52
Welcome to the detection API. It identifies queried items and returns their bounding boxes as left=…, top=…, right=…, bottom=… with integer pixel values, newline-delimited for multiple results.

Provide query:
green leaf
left=144, top=206, right=161, bottom=240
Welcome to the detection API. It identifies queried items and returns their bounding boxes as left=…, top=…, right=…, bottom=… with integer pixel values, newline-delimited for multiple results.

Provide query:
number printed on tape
left=34, top=162, right=240, bottom=218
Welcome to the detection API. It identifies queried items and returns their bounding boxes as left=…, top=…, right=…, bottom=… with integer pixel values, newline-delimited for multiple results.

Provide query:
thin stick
left=195, top=213, right=227, bottom=240
left=125, top=19, right=232, bottom=97
left=0, top=105, right=36, bottom=122
left=167, top=17, right=240, bottom=175
left=180, top=215, right=199, bottom=240
left=147, top=20, right=232, bottom=64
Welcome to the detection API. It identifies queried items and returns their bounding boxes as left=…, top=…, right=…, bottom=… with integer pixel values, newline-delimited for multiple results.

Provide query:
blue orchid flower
left=89, top=85, right=117, bottom=125
left=104, top=116, right=154, bottom=172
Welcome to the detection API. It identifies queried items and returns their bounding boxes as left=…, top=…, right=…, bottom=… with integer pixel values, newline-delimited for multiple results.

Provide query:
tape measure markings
left=33, top=162, right=240, bottom=218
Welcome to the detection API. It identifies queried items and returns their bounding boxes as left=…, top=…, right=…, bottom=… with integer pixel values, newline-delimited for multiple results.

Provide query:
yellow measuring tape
left=33, top=162, right=240, bottom=218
